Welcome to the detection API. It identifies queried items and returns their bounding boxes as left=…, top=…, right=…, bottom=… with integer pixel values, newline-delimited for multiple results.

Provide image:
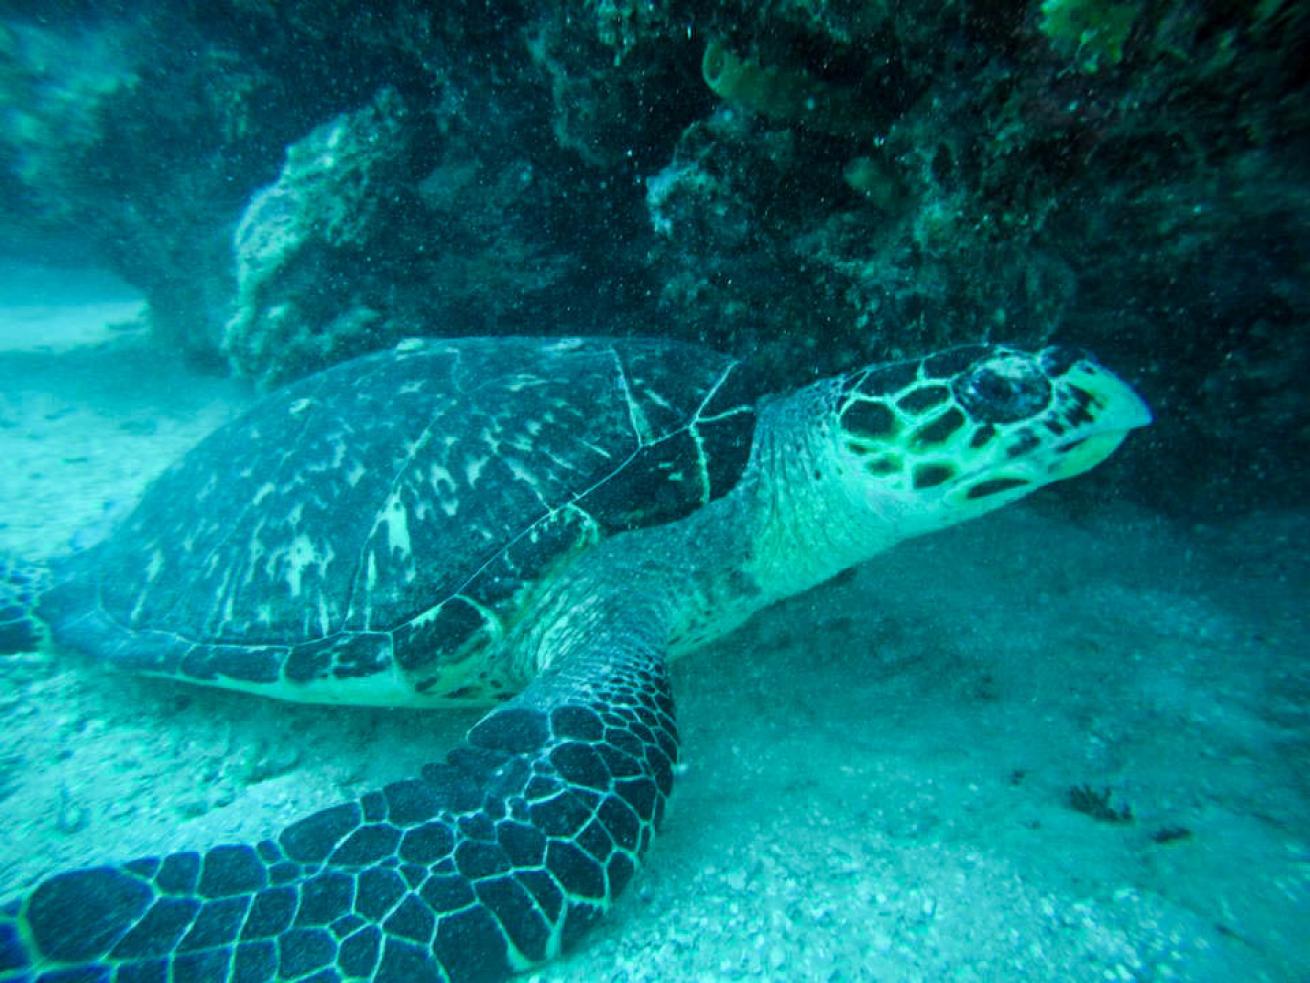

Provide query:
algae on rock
left=224, top=88, right=415, bottom=383
left=1038, top=0, right=1139, bottom=73
left=701, top=39, right=877, bottom=139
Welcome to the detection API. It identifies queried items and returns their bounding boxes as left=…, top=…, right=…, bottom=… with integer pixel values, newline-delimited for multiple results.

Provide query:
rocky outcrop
left=1, top=1, right=1306, bottom=509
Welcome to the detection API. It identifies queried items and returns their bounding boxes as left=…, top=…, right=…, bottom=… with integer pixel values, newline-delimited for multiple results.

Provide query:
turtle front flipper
left=0, top=619, right=678, bottom=982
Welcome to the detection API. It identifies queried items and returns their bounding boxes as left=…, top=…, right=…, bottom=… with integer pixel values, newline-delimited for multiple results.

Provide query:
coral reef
left=223, top=88, right=415, bottom=381
left=0, top=0, right=1306, bottom=506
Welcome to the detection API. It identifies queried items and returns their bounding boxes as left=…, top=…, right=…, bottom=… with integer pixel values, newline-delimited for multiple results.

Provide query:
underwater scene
left=0, top=2, right=1306, bottom=981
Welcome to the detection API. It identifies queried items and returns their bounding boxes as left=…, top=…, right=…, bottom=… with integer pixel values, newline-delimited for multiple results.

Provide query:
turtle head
left=834, top=344, right=1151, bottom=531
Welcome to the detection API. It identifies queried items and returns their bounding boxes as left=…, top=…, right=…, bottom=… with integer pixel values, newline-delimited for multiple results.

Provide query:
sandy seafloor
left=0, top=269, right=1306, bottom=982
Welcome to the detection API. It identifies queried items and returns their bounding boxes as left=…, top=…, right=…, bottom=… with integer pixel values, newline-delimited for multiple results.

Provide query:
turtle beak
left=1045, top=361, right=1152, bottom=481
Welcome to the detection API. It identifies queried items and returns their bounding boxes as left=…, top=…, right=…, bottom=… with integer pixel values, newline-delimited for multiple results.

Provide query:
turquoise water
left=1, top=3, right=1307, bottom=981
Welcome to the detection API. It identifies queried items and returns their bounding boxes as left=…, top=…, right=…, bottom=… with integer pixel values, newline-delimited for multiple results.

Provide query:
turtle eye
left=955, top=356, right=1051, bottom=424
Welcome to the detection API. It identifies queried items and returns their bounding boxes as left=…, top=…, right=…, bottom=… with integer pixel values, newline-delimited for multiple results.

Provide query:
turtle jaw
left=1038, top=359, right=1152, bottom=482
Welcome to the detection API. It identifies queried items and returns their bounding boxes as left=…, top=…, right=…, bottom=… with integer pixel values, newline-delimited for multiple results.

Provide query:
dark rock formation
left=1, top=0, right=1306, bottom=511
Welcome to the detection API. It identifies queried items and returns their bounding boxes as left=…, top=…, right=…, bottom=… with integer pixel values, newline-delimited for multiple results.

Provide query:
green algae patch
left=1038, top=0, right=1139, bottom=73
left=701, top=40, right=874, bottom=138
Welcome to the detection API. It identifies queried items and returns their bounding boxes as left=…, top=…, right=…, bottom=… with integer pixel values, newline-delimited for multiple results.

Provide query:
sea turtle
left=0, top=336, right=1149, bottom=982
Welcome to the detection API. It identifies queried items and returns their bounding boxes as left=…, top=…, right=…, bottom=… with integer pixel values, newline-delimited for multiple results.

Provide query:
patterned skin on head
left=837, top=345, right=1150, bottom=522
